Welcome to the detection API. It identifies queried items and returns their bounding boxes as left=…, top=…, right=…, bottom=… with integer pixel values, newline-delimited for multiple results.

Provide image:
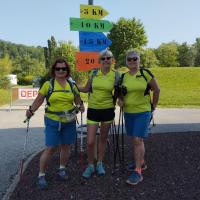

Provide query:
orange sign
left=76, top=52, right=101, bottom=71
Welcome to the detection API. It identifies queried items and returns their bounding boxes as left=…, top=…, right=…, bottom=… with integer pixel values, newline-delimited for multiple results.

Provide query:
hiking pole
left=121, top=107, right=125, bottom=167
left=114, top=109, right=122, bottom=165
left=75, top=116, right=79, bottom=158
left=79, top=112, right=84, bottom=169
left=20, top=118, right=30, bottom=179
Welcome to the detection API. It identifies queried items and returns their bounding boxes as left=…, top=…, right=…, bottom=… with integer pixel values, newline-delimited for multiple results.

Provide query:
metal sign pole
left=88, top=0, right=93, bottom=5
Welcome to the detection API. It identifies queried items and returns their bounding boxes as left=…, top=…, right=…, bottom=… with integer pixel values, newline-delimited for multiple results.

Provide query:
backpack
left=119, top=67, right=154, bottom=96
left=46, top=77, right=78, bottom=106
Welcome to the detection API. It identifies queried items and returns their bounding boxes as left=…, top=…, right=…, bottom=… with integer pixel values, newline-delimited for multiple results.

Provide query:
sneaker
left=127, top=161, right=147, bottom=172
left=82, top=164, right=95, bottom=178
left=126, top=171, right=143, bottom=185
left=57, top=168, right=68, bottom=181
left=37, top=176, right=48, bottom=189
left=96, top=162, right=106, bottom=176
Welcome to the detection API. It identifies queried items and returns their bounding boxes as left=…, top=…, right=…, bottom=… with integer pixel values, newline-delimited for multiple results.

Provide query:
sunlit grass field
left=0, top=67, right=200, bottom=107
left=151, top=67, right=200, bottom=107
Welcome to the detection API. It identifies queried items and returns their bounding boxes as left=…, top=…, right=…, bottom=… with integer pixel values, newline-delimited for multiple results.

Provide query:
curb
left=2, top=148, right=44, bottom=200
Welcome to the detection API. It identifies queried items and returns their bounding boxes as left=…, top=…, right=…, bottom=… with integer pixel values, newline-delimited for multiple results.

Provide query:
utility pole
left=88, top=0, right=93, bottom=5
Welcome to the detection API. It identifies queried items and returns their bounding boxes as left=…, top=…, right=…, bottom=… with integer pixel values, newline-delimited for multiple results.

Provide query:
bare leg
left=60, top=144, right=71, bottom=167
left=39, top=146, right=57, bottom=173
left=133, top=137, right=145, bottom=170
left=98, top=122, right=111, bottom=162
left=87, top=124, right=99, bottom=164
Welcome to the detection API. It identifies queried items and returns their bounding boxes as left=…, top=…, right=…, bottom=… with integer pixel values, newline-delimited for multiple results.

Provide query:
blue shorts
left=44, top=117, right=76, bottom=147
left=124, top=112, right=151, bottom=138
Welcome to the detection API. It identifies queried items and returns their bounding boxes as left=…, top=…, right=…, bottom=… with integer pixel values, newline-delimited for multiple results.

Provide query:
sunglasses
left=55, top=67, right=67, bottom=71
left=101, top=56, right=112, bottom=61
left=127, top=57, right=138, bottom=62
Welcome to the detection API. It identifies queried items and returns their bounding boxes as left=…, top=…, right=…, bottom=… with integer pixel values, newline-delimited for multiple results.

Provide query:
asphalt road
left=0, top=105, right=200, bottom=199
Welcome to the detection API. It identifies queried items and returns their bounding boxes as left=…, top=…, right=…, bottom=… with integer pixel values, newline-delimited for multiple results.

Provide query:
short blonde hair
left=126, top=50, right=140, bottom=66
left=99, top=49, right=113, bottom=59
left=126, top=50, right=140, bottom=59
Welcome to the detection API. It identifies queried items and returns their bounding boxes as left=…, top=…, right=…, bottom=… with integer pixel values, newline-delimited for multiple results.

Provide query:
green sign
left=70, top=17, right=113, bottom=32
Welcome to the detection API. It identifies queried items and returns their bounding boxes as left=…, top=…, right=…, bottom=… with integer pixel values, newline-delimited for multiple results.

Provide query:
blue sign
left=79, top=32, right=112, bottom=52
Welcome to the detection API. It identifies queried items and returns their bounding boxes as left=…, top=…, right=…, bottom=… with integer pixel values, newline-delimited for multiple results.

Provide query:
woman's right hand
left=26, top=107, right=34, bottom=119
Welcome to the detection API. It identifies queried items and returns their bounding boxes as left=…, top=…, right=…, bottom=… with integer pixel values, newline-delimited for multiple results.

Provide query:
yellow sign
left=80, top=4, right=109, bottom=19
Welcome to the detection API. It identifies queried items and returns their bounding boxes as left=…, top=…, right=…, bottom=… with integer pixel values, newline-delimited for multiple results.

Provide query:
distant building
left=7, top=74, right=17, bottom=85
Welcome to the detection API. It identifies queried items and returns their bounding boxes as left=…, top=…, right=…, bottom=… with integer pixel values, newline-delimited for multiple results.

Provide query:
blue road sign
left=79, top=32, right=112, bottom=52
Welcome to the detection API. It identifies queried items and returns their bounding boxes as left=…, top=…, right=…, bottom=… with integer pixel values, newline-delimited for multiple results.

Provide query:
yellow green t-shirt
left=39, top=79, right=78, bottom=122
left=88, top=69, right=116, bottom=109
left=122, top=70, right=153, bottom=113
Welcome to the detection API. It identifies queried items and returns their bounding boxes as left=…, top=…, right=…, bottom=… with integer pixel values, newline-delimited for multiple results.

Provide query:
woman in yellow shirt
left=26, top=58, right=84, bottom=189
left=119, top=50, right=160, bottom=185
left=79, top=50, right=118, bottom=178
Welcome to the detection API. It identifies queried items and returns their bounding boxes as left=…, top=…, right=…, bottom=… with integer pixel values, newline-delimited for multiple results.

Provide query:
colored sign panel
left=80, top=4, right=108, bottom=19
left=18, top=88, right=39, bottom=99
left=79, top=32, right=112, bottom=52
left=70, top=18, right=113, bottom=32
left=76, top=52, right=100, bottom=71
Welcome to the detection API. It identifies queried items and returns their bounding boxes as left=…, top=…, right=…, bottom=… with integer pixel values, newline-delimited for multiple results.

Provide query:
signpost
left=80, top=4, right=108, bottom=19
left=79, top=32, right=112, bottom=52
left=70, top=18, right=113, bottom=32
left=70, top=1, right=112, bottom=71
left=76, top=52, right=100, bottom=71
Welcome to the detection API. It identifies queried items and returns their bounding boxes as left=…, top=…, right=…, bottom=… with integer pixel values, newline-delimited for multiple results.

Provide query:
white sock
left=59, top=165, right=66, bottom=169
left=38, top=172, right=45, bottom=177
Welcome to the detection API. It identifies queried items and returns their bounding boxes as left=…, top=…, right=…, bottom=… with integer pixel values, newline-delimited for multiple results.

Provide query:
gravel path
left=9, top=132, right=200, bottom=200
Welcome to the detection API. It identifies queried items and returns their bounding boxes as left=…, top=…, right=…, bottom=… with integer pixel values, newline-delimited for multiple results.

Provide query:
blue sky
left=0, top=0, right=199, bottom=48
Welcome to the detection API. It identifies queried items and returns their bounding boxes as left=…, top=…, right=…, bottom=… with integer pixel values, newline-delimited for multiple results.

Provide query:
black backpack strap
left=46, top=78, right=54, bottom=106
left=114, top=72, right=128, bottom=98
left=46, top=77, right=78, bottom=107
left=139, top=67, right=154, bottom=96
left=119, top=72, right=126, bottom=86
left=140, top=67, right=154, bottom=81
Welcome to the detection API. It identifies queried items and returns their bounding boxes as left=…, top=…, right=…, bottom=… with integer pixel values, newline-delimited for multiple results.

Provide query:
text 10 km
left=81, top=22, right=104, bottom=29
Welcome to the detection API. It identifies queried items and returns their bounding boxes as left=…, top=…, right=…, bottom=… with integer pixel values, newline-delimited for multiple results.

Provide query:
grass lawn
left=151, top=67, right=200, bottom=107
left=0, top=68, right=200, bottom=107
left=0, top=89, right=10, bottom=106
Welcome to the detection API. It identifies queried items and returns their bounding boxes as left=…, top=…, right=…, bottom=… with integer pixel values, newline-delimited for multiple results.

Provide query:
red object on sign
left=76, top=52, right=101, bottom=71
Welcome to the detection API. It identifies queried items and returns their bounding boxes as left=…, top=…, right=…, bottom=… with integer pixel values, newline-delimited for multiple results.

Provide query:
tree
left=155, top=42, right=179, bottom=67
left=44, top=36, right=57, bottom=69
left=0, top=54, right=12, bottom=76
left=107, top=17, right=148, bottom=65
left=140, top=48, right=159, bottom=68
left=193, top=38, right=200, bottom=66
left=43, top=39, right=87, bottom=84
left=177, top=42, right=194, bottom=66
left=0, top=55, right=12, bottom=88
left=55, top=41, right=87, bottom=84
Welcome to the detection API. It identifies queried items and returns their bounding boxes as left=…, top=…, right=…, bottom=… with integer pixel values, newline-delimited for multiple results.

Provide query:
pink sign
left=18, top=88, right=39, bottom=99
